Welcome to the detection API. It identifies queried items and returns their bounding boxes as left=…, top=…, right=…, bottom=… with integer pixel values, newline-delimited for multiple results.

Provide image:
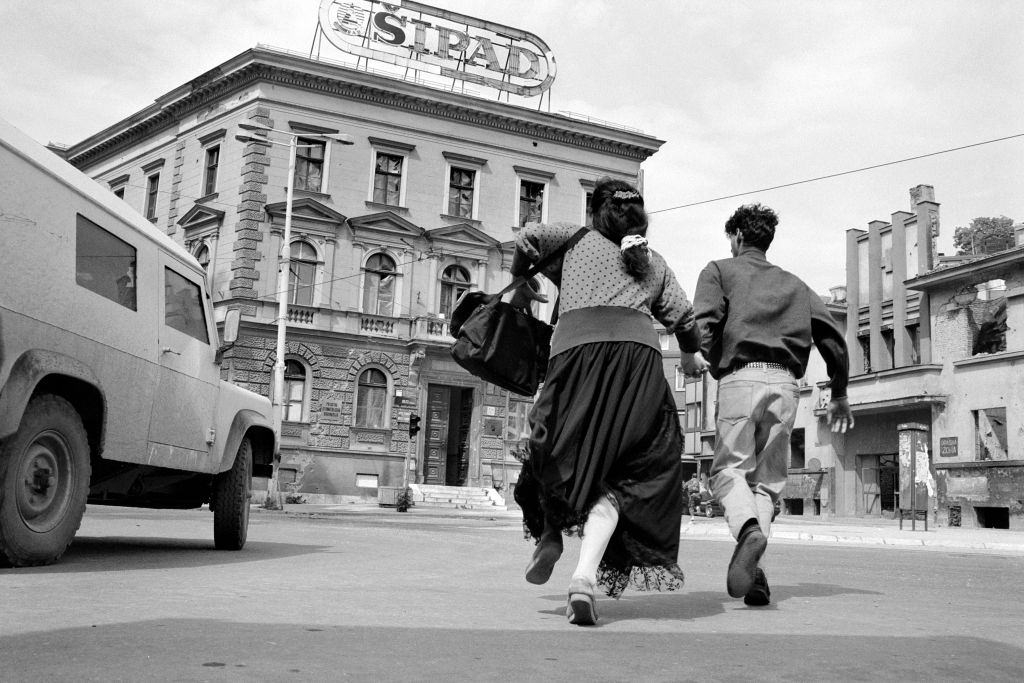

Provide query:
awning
left=814, top=394, right=947, bottom=417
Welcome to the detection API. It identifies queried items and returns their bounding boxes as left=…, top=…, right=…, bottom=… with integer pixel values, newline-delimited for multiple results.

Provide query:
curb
left=256, top=506, right=1024, bottom=554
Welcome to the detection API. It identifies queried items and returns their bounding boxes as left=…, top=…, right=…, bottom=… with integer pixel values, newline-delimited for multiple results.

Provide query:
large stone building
left=61, top=45, right=663, bottom=502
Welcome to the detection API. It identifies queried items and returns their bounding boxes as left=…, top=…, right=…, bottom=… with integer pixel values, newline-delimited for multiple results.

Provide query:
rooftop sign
left=317, top=0, right=556, bottom=97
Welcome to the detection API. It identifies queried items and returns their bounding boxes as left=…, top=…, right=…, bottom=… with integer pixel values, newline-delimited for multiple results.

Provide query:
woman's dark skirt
left=514, top=341, right=685, bottom=598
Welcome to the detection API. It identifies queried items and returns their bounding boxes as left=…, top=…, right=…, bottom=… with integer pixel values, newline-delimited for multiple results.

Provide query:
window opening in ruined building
left=813, top=499, right=821, bottom=515
left=858, top=335, right=871, bottom=373
left=790, top=428, right=805, bottom=469
left=362, top=253, right=396, bottom=316
left=439, top=265, right=470, bottom=319
left=970, top=279, right=1007, bottom=355
left=294, top=138, right=325, bottom=192
left=355, top=367, right=389, bottom=428
left=974, top=407, right=1007, bottom=460
left=584, top=190, right=594, bottom=226
left=975, top=506, right=1009, bottom=529
left=784, top=498, right=804, bottom=515
left=288, top=240, right=317, bottom=307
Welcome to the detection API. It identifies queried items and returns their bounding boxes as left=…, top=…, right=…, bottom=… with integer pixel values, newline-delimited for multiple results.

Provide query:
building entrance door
left=858, top=453, right=899, bottom=516
left=423, top=385, right=473, bottom=486
left=858, top=455, right=881, bottom=515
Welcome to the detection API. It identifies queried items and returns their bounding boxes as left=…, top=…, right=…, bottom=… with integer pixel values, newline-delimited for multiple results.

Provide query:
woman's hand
left=680, top=351, right=710, bottom=378
left=509, top=277, right=548, bottom=310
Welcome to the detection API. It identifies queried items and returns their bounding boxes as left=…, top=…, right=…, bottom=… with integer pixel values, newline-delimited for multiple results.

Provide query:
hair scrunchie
left=620, top=235, right=649, bottom=252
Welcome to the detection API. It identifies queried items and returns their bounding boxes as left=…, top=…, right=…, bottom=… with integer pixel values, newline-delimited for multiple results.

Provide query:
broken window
left=974, top=407, right=1007, bottom=460
left=970, top=279, right=1007, bottom=355
left=858, top=335, right=871, bottom=373
left=790, top=428, right=805, bottom=469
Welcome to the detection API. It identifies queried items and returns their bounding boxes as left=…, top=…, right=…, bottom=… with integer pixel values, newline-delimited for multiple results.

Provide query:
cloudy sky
left=2, top=0, right=1022, bottom=293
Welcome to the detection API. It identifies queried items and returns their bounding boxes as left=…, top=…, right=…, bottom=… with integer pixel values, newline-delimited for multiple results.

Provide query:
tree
left=953, top=216, right=1015, bottom=255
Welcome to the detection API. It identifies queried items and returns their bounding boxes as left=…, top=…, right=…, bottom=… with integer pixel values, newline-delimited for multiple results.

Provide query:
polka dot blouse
left=516, top=221, right=696, bottom=334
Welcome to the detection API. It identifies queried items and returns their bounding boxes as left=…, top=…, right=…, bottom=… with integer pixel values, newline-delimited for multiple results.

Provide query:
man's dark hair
left=725, top=203, right=778, bottom=251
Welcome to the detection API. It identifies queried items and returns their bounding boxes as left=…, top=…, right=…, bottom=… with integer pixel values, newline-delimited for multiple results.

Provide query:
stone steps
left=411, top=484, right=507, bottom=510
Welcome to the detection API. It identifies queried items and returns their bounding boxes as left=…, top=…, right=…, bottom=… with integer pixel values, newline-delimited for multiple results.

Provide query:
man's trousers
left=710, top=365, right=799, bottom=540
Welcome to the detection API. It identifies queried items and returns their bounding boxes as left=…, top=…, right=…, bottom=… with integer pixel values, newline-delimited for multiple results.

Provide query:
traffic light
left=408, top=413, right=421, bottom=438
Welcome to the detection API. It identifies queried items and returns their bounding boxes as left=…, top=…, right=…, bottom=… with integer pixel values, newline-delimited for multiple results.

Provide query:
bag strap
left=497, top=227, right=590, bottom=297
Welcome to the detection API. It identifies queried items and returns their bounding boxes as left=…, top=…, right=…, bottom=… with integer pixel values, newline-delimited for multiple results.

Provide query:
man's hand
left=509, top=278, right=548, bottom=310
left=827, top=396, right=855, bottom=433
left=680, top=351, right=711, bottom=378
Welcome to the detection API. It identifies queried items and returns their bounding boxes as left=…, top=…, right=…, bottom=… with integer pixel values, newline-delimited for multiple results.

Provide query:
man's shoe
left=525, top=538, right=562, bottom=585
left=726, top=525, right=767, bottom=598
left=743, top=567, right=771, bottom=606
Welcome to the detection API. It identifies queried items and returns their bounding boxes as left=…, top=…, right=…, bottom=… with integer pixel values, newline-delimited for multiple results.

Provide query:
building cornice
left=64, top=46, right=664, bottom=169
left=905, top=245, right=1024, bottom=290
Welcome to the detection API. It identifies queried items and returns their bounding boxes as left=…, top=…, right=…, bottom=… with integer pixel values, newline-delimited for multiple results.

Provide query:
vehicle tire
left=0, top=395, right=91, bottom=567
left=706, top=506, right=715, bottom=518
left=212, top=436, right=252, bottom=550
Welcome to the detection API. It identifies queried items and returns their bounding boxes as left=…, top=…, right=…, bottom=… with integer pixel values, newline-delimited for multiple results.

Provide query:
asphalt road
left=2, top=506, right=1023, bottom=682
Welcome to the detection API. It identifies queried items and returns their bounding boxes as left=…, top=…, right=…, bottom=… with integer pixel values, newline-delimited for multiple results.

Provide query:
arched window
left=355, top=367, right=388, bottom=428
left=283, top=359, right=307, bottom=422
left=439, top=265, right=471, bottom=319
left=194, top=244, right=210, bottom=272
left=289, top=240, right=317, bottom=306
left=362, top=253, right=396, bottom=316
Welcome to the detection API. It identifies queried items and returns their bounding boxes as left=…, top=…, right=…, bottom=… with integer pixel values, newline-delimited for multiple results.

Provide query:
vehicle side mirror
left=216, top=308, right=240, bottom=363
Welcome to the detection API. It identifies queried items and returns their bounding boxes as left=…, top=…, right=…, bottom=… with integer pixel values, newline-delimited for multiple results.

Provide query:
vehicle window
left=75, top=214, right=137, bottom=310
left=163, top=267, right=209, bottom=343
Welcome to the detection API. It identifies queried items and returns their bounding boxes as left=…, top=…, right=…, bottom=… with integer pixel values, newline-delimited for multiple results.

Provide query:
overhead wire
left=647, top=133, right=1024, bottom=214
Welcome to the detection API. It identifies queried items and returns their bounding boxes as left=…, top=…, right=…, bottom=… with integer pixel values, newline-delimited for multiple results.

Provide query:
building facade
left=905, top=226, right=1024, bottom=529
left=61, top=45, right=663, bottom=502
left=829, top=185, right=1024, bottom=527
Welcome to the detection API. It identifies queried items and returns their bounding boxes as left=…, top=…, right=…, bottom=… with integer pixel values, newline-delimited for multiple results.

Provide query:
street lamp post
left=236, top=122, right=353, bottom=506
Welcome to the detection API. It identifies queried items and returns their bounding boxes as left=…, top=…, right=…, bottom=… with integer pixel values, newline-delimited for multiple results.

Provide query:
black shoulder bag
left=448, top=228, right=589, bottom=396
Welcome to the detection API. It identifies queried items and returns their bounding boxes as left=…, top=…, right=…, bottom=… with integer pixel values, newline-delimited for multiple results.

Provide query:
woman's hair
left=590, top=177, right=651, bottom=278
left=724, top=203, right=777, bottom=250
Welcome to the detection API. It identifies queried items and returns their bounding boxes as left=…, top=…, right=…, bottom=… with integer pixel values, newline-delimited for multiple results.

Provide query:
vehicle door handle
left=161, top=346, right=181, bottom=356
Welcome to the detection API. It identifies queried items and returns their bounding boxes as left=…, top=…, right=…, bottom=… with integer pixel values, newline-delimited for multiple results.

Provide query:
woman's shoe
left=525, top=537, right=562, bottom=585
left=566, top=576, right=598, bottom=626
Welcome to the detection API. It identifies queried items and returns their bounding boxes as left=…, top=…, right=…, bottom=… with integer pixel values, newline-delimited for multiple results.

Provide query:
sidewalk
left=259, top=502, right=1024, bottom=554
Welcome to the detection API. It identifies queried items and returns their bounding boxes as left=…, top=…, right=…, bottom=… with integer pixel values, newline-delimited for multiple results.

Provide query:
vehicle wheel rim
left=16, top=431, right=73, bottom=532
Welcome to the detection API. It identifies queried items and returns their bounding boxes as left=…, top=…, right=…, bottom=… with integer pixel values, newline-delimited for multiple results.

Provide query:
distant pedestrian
left=693, top=203, right=853, bottom=606
left=685, top=473, right=702, bottom=521
left=511, top=178, right=709, bottom=626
